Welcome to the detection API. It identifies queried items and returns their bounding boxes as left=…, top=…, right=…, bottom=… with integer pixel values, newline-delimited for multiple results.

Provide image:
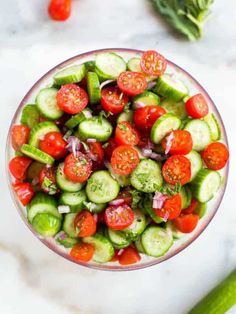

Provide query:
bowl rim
left=5, top=48, right=229, bottom=271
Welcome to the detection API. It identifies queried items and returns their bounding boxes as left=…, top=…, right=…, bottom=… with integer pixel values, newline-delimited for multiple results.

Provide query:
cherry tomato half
left=48, top=0, right=72, bottom=21
left=182, top=199, right=199, bottom=215
left=161, top=130, right=193, bottom=155
left=104, top=204, right=135, bottom=230
left=118, top=246, right=141, bottom=265
left=88, top=142, right=105, bottom=169
left=11, top=125, right=30, bottom=151
left=202, top=142, right=229, bottom=170
left=185, top=94, right=209, bottom=118
left=174, top=214, right=199, bottom=233
left=162, top=155, right=191, bottom=185
left=13, top=182, right=35, bottom=206
left=115, top=121, right=140, bottom=146
left=39, top=131, right=67, bottom=159
left=117, top=188, right=133, bottom=206
left=154, top=193, right=182, bottom=220
left=39, top=166, right=58, bottom=195
left=70, top=243, right=94, bottom=262
left=64, top=152, right=92, bottom=183
left=9, top=156, right=32, bottom=180
left=74, top=211, right=97, bottom=237
left=117, top=71, right=147, bottom=96
left=104, top=138, right=118, bottom=159
left=111, top=145, right=140, bottom=176
left=101, top=86, right=129, bottom=115
left=133, top=105, right=166, bottom=132
left=140, top=50, right=167, bottom=77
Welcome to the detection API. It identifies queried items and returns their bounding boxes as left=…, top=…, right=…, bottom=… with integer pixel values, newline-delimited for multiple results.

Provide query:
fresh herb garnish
left=130, top=190, right=142, bottom=209
left=42, top=177, right=57, bottom=195
left=159, top=183, right=181, bottom=196
left=124, top=102, right=131, bottom=113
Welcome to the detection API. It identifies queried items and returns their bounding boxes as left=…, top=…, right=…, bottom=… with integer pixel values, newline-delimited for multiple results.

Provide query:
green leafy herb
left=63, top=130, right=73, bottom=141
left=102, top=142, right=109, bottom=149
left=83, top=201, right=98, bottom=213
left=159, top=183, right=181, bottom=196
left=130, top=190, right=143, bottom=209
left=42, top=177, right=57, bottom=195
left=151, top=0, right=214, bottom=41
left=124, top=102, right=131, bottom=113
left=98, top=110, right=113, bottom=123
left=118, top=123, right=128, bottom=132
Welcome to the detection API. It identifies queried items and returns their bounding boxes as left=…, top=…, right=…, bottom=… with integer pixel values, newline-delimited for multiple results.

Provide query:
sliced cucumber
left=203, top=113, right=221, bottom=141
left=185, top=150, right=203, bottom=181
left=84, top=60, right=95, bottom=71
left=151, top=113, right=181, bottom=144
left=86, top=170, right=120, bottom=203
left=83, top=233, right=114, bottom=263
left=127, top=57, right=142, bottom=72
left=194, top=202, right=207, bottom=218
left=95, top=52, right=126, bottom=80
left=83, top=201, right=107, bottom=213
left=27, top=193, right=61, bottom=224
left=56, top=234, right=78, bottom=248
left=78, top=116, right=112, bottom=141
left=65, top=108, right=92, bottom=129
left=63, top=213, right=78, bottom=237
left=20, top=104, right=40, bottom=128
left=21, top=144, right=54, bottom=165
left=59, top=190, right=87, bottom=213
left=29, top=121, right=59, bottom=147
left=184, top=119, right=211, bottom=151
left=87, top=71, right=101, bottom=105
left=141, top=226, right=173, bottom=257
left=53, top=64, right=86, bottom=85
left=161, top=98, right=187, bottom=120
left=166, top=221, right=184, bottom=239
left=56, top=163, right=84, bottom=192
left=180, top=186, right=192, bottom=209
left=36, top=88, right=63, bottom=120
left=117, top=110, right=133, bottom=123
left=153, top=74, right=188, bottom=101
left=135, top=236, right=145, bottom=253
left=121, top=210, right=146, bottom=239
left=133, top=91, right=160, bottom=108
left=106, top=228, right=131, bottom=249
left=190, top=169, right=221, bottom=203
left=106, top=162, right=131, bottom=187
left=131, top=159, right=163, bottom=193
left=32, top=213, right=61, bottom=237
left=143, top=195, right=163, bottom=223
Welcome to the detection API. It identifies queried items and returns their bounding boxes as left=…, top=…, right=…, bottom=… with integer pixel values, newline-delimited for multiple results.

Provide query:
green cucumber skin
left=87, top=71, right=101, bottom=105
left=21, top=144, right=55, bottom=165
left=133, top=91, right=160, bottom=107
left=59, top=190, right=87, bottom=213
left=20, top=104, right=40, bottom=128
left=56, top=163, right=84, bottom=192
left=188, top=270, right=236, bottom=314
left=29, top=121, right=59, bottom=147
left=56, top=236, right=78, bottom=248
left=84, top=61, right=96, bottom=71
left=32, top=213, right=61, bottom=237
left=95, top=52, right=127, bottom=80
left=203, top=113, right=221, bottom=141
left=62, top=213, right=78, bottom=238
left=53, top=64, right=86, bottom=85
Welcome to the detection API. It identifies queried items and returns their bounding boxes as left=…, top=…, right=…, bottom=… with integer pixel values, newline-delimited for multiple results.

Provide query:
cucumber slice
left=185, top=150, right=203, bottom=181
left=166, top=221, right=184, bottom=239
left=84, top=61, right=95, bottom=71
left=117, top=110, right=133, bottom=123
left=83, top=233, right=114, bottom=263
left=21, top=144, right=54, bottom=165
left=194, top=202, right=207, bottom=218
left=87, top=72, right=101, bottom=105
left=56, top=163, right=84, bottom=192
left=83, top=201, right=106, bottom=213
left=106, top=228, right=131, bottom=249
left=27, top=161, right=45, bottom=180
left=65, top=108, right=92, bottom=129
left=86, top=170, right=120, bottom=203
left=78, top=116, right=112, bottom=141
left=29, top=121, right=59, bottom=147
left=143, top=195, right=163, bottom=223
left=153, top=74, right=188, bottom=101
left=180, top=186, right=192, bottom=209
left=63, top=213, right=78, bottom=237
left=36, top=88, right=63, bottom=120
left=56, top=234, right=78, bottom=248
left=27, top=193, right=61, bottom=223
left=106, top=162, right=131, bottom=187
left=133, top=91, right=160, bottom=108
left=184, top=119, right=211, bottom=151
left=161, top=98, right=187, bottom=120
left=151, top=113, right=181, bottom=144
left=20, top=104, right=40, bottom=128
left=95, top=52, right=126, bottom=80
left=59, top=190, right=87, bottom=213
left=32, top=213, right=61, bottom=237
left=131, top=159, right=163, bottom=193
left=121, top=210, right=146, bottom=239
left=190, top=169, right=221, bottom=203
left=53, top=64, right=86, bottom=85
left=203, top=113, right=221, bottom=141
left=141, top=226, right=173, bottom=257
left=127, top=57, right=142, bottom=72
left=135, top=236, right=145, bottom=253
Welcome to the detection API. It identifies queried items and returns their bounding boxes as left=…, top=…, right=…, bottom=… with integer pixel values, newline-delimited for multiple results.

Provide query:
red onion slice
left=165, top=132, right=174, bottom=155
left=56, top=231, right=67, bottom=241
left=133, top=101, right=146, bottom=109
left=87, top=138, right=96, bottom=143
left=117, top=249, right=124, bottom=256
left=66, top=136, right=81, bottom=157
left=100, top=80, right=116, bottom=90
left=109, top=199, right=125, bottom=206
left=153, top=192, right=168, bottom=209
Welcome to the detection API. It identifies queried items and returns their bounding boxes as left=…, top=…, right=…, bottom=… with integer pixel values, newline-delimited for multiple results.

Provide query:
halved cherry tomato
left=64, top=152, right=92, bottom=183
left=101, top=86, right=129, bottom=115
left=133, top=105, right=166, bottom=132
left=48, top=0, right=72, bottom=21
left=39, top=131, right=67, bottom=159
left=104, top=138, right=118, bottom=159
left=161, top=130, right=193, bottom=155
left=111, top=145, right=139, bottom=176
left=140, top=50, right=167, bottom=77
left=154, top=193, right=182, bottom=220
left=57, top=84, right=88, bottom=114
left=115, top=121, right=140, bottom=146
left=13, top=182, right=35, bottom=206
left=39, top=166, right=58, bottom=194
left=117, top=188, right=132, bottom=206
left=117, top=71, right=147, bottom=96
left=174, top=214, right=199, bottom=233
left=202, top=142, right=229, bottom=170
left=70, top=243, right=94, bottom=262
left=110, top=249, right=119, bottom=262
left=74, top=211, right=97, bottom=237
left=118, top=246, right=141, bottom=265
left=88, top=142, right=104, bottom=168
left=104, top=204, right=135, bottom=230
left=162, top=155, right=191, bottom=185
left=185, top=94, right=209, bottom=118
left=182, top=199, right=199, bottom=215
left=11, top=125, right=30, bottom=151
left=9, top=156, right=32, bottom=180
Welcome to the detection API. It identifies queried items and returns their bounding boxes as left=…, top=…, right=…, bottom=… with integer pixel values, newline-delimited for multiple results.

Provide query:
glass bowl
left=6, top=48, right=229, bottom=271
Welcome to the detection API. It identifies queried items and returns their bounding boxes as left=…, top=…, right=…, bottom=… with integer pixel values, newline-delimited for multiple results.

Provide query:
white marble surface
left=1, top=1, right=236, bottom=313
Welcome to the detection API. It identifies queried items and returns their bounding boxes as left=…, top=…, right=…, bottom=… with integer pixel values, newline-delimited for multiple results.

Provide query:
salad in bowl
left=7, top=49, right=229, bottom=270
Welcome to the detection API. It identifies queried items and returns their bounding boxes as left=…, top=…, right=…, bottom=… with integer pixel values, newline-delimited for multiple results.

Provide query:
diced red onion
left=147, top=81, right=157, bottom=89
left=100, top=80, right=116, bottom=90
left=133, top=101, right=146, bottom=109
left=83, top=111, right=92, bottom=119
left=141, top=148, right=153, bottom=157
left=153, top=192, right=168, bottom=209
left=109, top=199, right=125, bottom=206
left=165, top=132, right=174, bottom=155
left=150, top=152, right=163, bottom=161
left=117, top=249, right=124, bottom=256
left=32, top=177, right=39, bottom=186
left=56, top=231, right=67, bottom=240
left=87, top=151, right=98, bottom=161
left=146, top=139, right=155, bottom=150
left=66, top=136, right=81, bottom=157
left=87, top=138, right=96, bottom=143
left=163, top=211, right=170, bottom=222
left=93, top=214, right=98, bottom=223
left=58, top=205, right=70, bottom=214
left=46, top=164, right=51, bottom=169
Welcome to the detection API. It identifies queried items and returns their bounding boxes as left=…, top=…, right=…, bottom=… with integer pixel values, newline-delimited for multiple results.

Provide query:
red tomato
left=88, top=142, right=104, bottom=167
left=185, top=94, right=209, bottom=118
left=154, top=193, right=182, bottom=220
left=174, top=214, right=199, bottom=233
left=104, top=204, right=135, bottom=231
left=133, top=106, right=166, bottom=132
left=13, top=182, right=34, bottom=206
left=48, top=0, right=71, bottom=21
left=117, top=71, right=147, bottom=96
left=11, top=125, right=30, bottom=151
left=69, top=243, right=94, bottom=262
left=202, top=142, right=229, bottom=170
left=9, top=156, right=32, bottom=180
left=118, top=246, right=141, bottom=265
left=140, top=50, right=167, bottom=76
left=111, top=145, right=140, bottom=176
left=64, top=152, right=92, bottom=183
left=115, top=121, right=140, bottom=146
left=110, top=249, right=119, bottom=262
left=104, top=138, right=118, bottom=159
left=74, top=211, right=97, bottom=237
left=182, top=199, right=199, bottom=215
left=39, top=166, right=57, bottom=194
left=161, top=130, right=193, bottom=155
left=57, top=84, right=88, bottom=114
left=39, top=131, right=67, bottom=159
left=162, top=155, right=191, bottom=185
left=101, top=86, right=129, bottom=115
left=117, top=188, right=133, bottom=206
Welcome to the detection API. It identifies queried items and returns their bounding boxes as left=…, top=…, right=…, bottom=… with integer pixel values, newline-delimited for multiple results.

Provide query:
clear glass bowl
left=6, top=48, right=229, bottom=271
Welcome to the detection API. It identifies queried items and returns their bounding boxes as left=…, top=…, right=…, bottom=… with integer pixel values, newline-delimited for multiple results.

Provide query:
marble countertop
left=1, top=1, right=236, bottom=313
